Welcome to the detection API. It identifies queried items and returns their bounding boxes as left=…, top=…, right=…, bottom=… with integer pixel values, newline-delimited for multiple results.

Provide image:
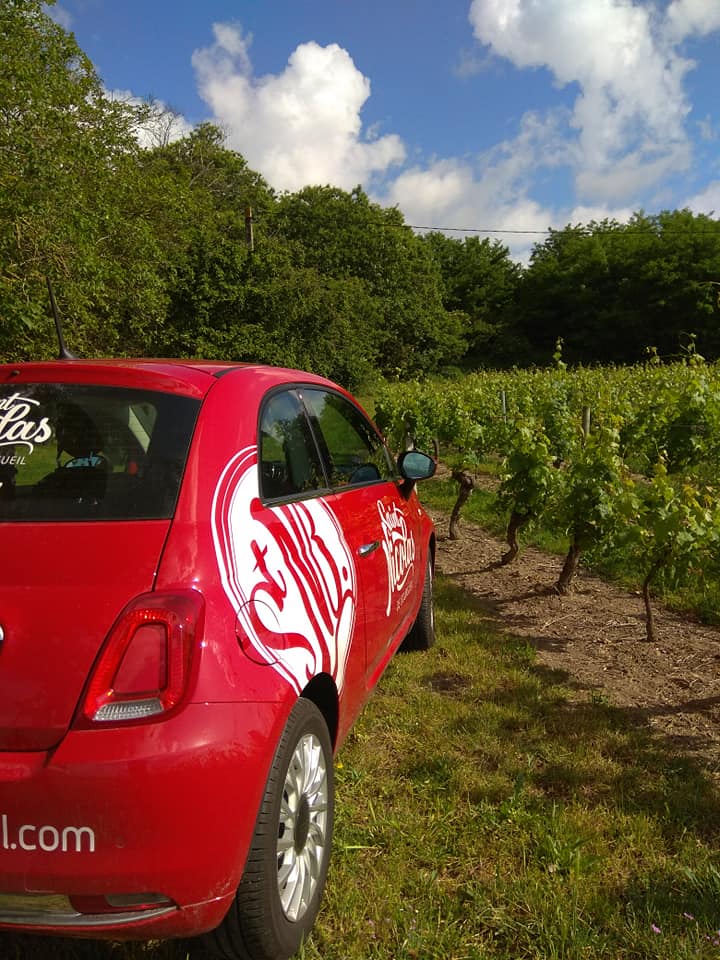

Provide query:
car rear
left=0, top=362, right=282, bottom=938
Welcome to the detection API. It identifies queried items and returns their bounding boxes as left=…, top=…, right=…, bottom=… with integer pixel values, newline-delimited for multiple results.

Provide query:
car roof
left=0, top=359, right=340, bottom=400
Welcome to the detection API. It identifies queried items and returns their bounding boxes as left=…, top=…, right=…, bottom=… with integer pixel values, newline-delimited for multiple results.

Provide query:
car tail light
left=79, top=592, right=204, bottom=726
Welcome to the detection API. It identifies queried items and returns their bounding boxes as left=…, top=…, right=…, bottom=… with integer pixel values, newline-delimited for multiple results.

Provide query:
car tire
left=202, top=698, right=334, bottom=960
left=402, top=555, right=435, bottom=651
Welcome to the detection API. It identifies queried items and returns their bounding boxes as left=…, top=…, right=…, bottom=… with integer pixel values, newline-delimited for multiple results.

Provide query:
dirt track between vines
left=429, top=507, right=720, bottom=777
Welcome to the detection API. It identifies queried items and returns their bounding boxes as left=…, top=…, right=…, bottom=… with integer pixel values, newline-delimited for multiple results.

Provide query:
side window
left=259, top=390, right=326, bottom=500
left=301, top=389, right=395, bottom=488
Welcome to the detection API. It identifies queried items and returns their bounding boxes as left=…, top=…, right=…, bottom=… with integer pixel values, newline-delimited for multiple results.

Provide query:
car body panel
left=0, top=521, right=169, bottom=750
left=333, top=482, right=420, bottom=679
left=0, top=700, right=286, bottom=938
left=1, top=359, right=225, bottom=398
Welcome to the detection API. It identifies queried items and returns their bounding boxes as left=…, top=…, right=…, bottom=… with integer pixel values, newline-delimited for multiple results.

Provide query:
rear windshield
left=0, top=384, right=201, bottom=521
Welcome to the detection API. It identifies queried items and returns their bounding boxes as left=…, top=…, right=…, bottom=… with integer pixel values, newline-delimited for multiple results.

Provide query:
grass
left=307, top=581, right=720, bottom=959
left=3, top=578, right=720, bottom=959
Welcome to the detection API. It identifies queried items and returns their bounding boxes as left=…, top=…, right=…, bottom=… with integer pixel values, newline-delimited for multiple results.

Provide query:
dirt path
left=430, top=508, right=720, bottom=777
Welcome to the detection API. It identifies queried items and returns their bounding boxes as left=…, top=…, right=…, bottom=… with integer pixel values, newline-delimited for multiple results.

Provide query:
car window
left=0, top=384, right=200, bottom=521
left=259, top=390, right=326, bottom=499
left=301, top=388, right=395, bottom=488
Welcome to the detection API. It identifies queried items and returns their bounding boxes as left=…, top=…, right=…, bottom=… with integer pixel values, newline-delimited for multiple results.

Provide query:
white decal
left=0, top=394, right=52, bottom=452
left=212, top=448, right=356, bottom=694
left=378, top=501, right=416, bottom=615
left=1, top=814, right=95, bottom=853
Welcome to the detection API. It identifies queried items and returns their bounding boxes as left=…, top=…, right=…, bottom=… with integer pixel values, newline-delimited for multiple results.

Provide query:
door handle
left=358, top=540, right=380, bottom=557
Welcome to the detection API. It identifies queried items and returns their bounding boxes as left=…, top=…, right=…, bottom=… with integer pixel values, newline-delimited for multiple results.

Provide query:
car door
left=300, top=387, right=419, bottom=685
left=247, top=387, right=365, bottom=705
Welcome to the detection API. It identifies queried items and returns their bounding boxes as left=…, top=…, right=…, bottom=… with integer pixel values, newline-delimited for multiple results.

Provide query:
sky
left=51, top=0, right=720, bottom=259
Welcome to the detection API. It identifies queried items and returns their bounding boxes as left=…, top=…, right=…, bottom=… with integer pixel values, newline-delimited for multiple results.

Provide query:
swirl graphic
left=212, top=447, right=356, bottom=694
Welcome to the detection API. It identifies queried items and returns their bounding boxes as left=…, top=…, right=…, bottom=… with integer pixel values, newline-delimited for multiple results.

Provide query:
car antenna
left=46, top=277, right=78, bottom=360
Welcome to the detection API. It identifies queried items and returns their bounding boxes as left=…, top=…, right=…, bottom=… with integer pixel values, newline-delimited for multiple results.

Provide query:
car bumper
left=0, top=700, right=285, bottom=939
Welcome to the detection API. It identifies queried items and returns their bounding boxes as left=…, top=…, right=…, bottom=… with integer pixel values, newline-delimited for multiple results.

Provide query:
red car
left=0, top=359, right=435, bottom=960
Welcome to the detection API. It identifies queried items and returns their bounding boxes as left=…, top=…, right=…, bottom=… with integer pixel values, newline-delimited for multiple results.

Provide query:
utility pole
left=245, top=206, right=254, bottom=252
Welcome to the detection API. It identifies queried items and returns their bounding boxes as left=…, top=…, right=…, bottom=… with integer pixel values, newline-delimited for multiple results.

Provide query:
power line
left=407, top=224, right=720, bottom=236
left=408, top=225, right=550, bottom=235
left=254, top=210, right=720, bottom=238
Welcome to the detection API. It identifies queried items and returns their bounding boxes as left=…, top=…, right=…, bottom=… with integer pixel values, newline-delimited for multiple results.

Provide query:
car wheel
left=203, top=698, right=334, bottom=960
left=402, top=555, right=435, bottom=651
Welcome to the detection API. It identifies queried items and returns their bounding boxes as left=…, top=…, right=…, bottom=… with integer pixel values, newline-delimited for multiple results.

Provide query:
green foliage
left=136, top=123, right=273, bottom=359
left=421, top=231, right=524, bottom=366
left=555, top=425, right=628, bottom=547
left=498, top=419, right=556, bottom=524
left=242, top=246, right=381, bottom=387
left=622, top=464, right=720, bottom=579
left=518, top=213, right=720, bottom=365
left=379, top=360, right=720, bottom=623
left=618, top=460, right=720, bottom=639
left=0, top=0, right=167, bottom=358
left=3, top=4, right=720, bottom=383
left=496, top=418, right=558, bottom=563
left=272, top=186, right=466, bottom=379
left=552, top=423, right=631, bottom=592
left=0, top=9, right=465, bottom=384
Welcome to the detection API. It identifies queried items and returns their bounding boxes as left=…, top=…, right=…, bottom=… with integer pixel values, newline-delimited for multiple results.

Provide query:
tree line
left=2, top=0, right=720, bottom=386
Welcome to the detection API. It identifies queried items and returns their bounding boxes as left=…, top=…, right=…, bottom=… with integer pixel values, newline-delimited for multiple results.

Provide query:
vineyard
left=375, top=345, right=720, bottom=640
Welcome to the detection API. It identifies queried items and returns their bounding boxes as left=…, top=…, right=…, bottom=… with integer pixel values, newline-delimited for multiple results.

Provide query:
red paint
left=0, top=360, right=434, bottom=943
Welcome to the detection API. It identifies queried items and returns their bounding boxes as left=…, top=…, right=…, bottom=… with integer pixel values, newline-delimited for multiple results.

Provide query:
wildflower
left=651, top=924, right=662, bottom=934
left=683, top=912, right=695, bottom=921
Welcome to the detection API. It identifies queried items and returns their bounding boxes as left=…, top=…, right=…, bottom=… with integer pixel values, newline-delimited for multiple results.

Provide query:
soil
left=429, top=504, right=720, bottom=778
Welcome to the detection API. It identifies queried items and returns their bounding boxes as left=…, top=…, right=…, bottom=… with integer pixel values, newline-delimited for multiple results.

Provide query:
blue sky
left=52, top=0, right=720, bottom=258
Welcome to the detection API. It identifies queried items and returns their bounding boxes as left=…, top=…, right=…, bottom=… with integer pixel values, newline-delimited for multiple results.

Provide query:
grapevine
left=378, top=357, right=720, bottom=634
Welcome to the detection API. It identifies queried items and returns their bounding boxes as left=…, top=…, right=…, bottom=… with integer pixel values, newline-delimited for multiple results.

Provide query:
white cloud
left=100, top=4, right=713, bottom=263
left=566, top=203, right=636, bottom=226
left=686, top=180, right=720, bottom=216
left=191, top=23, right=405, bottom=192
left=698, top=115, right=717, bottom=141
left=380, top=107, right=642, bottom=262
left=576, top=141, right=693, bottom=202
left=382, top=112, right=569, bottom=262
left=384, top=161, right=546, bottom=263
left=454, top=47, right=494, bottom=78
left=665, top=0, right=720, bottom=40
left=468, top=0, right=696, bottom=202
left=108, top=90, right=195, bottom=148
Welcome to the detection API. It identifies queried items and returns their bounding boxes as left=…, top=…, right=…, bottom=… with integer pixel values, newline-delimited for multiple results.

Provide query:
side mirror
left=398, top=450, right=436, bottom=482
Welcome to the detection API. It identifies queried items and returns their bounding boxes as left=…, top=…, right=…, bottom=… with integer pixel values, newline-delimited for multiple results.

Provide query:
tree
left=517, top=212, right=720, bottom=365
left=622, top=210, right=720, bottom=359
left=138, top=124, right=275, bottom=358
left=421, top=232, right=524, bottom=367
left=242, top=242, right=381, bottom=387
left=0, top=0, right=167, bottom=359
left=271, top=186, right=466, bottom=378
left=517, top=221, right=624, bottom=363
